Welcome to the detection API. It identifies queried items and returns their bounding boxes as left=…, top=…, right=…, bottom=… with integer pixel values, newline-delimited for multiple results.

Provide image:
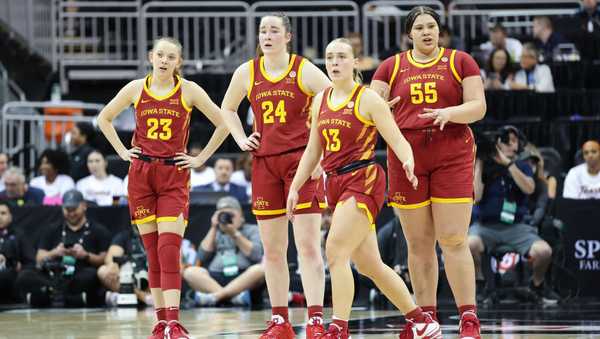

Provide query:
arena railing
left=139, top=1, right=251, bottom=75
left=362, top=1, right=445, bottom=60
left=249, top=1, right=360, bottom=65
left=0, top=0, right=56, bottom=69
left=448, top=0, right=581, bottom=46
left=1, top=102, right=101, bottom=173
left=56, top=0, right=142, bottom=92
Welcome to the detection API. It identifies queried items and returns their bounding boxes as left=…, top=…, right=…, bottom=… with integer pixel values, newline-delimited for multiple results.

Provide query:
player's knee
left=438, top=233, right=467, bottom=249
left=296, top=240, right=321, bottom=262
left=157, top=232, right=182, bottom=273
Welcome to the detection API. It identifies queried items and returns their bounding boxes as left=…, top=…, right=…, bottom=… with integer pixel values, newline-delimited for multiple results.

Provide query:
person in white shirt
left=0, top=152, right=8, bottom=192
left=76, top=150, right=125, bottom=206
left=563, top=140, right=600, bottom=199
left=30, top=149, right=75, bottom=205
left=511, top=43, right=555, bottom=93
left=189, top=144, right=215, bottom=187
left=480, top=23, right=523, bottom=62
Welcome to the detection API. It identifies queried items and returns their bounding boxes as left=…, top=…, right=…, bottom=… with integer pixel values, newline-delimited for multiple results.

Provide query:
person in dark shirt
left=533, top=16, right=569, bottom=62
left=569, top=0, right=600, bottom=61
left=0, top=167, right=45, bottom=206
left=468, top=126, right=558, bottom=304
left=0, top=202, right=20, bottom=303
left=15, top=189, right=110, bottom=307
left=69, top=122, right=95, bottom=182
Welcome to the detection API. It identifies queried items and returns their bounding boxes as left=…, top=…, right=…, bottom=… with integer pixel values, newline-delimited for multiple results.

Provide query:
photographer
left=183, top=196, right=264, bottom=307
left=468, top=126, right=559, bottom=304
left=0, top=202, right=20, bottom=303
left=97, top=226, right=152, bottom=306
left=16, top=189, right=111, bottom=307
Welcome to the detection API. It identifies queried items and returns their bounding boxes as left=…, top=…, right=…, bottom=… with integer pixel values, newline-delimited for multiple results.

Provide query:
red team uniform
left=247, top=54, right=325, bottom=219
left=128, top=75, right=192, bottom=225
left=317, top=84, right=386, bottom=229
left=372, top=48, right=480, bottom=209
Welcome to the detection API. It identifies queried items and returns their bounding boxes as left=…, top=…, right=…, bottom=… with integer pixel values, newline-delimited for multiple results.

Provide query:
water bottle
left=51, top=83, right=62, bottom=102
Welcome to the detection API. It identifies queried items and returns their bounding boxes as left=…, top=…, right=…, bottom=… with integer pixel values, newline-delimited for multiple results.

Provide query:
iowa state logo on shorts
left=134, top=205, right=151, bottom=219
left=253, top=197, right=271, bottom=210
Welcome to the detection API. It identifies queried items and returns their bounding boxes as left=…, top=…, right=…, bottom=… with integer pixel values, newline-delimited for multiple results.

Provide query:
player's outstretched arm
left=287, top=92, right=325, bottom=219
left=96, top=80, right=143, bottom=161
left=363, top=89, right=418, bottom=189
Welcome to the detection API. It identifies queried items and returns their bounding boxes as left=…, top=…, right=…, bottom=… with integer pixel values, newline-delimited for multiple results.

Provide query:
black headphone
left=497, top=125, right=527, bottom=154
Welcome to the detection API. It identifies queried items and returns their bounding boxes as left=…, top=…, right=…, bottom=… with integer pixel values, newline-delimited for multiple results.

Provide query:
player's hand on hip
left=174, top=152, right=204, bottom=169
left=387, top=96, right=401, bottom=108
left=402, top=158, right=419, bottom=190
left=418, top=108, right=451, bottom=131
left=239, top=132, right=261, bottom=152
left=310, top=164, right=323, bottom=180
left=286, top=189, right=299, bottom=222
left=120, top=147, right=141, bottom=162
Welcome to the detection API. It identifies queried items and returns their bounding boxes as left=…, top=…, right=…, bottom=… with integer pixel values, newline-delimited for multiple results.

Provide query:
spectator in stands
left=438, top=25, right=465, bottom=51
left=511, top=43, right=555, bottom=93
left=183, top=196, right=264, bottom=307
left=0, top=152, right=8, bottom=191
left=231, top=152, right=252, bottom=198
left=570, top=0, right=600, bottom=61
left=30, top=149, right=75, bottom=205
left=521, top=146, right=550, bottom=228
left=346, top=32, right=379, bottom=71
left=76, top=150, right=125, bottom=206
left=98, top=226, right=152, bottom=307
left=0, top=167, right=45, bottom=206
left=563, top=140, right=600, bottom=199
left=480, top=23, right=523, bottom=62
left=482, top=48, right=514, bottom=90
left=0, top=202, right=19, bottom=303
left=469, top=126, right=559, bottom=304
left=69, top=122, right=95, bottom=182
left=16, top=189, right=111, bottom=307
left=193, top=158, right=248, bottom=203
left=189, top=143, right=216, bottom=187
left=533, top=16, right=569, bottom=62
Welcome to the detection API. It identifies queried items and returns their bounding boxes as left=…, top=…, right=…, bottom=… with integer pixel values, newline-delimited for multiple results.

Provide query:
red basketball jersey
left=132, top=75, right=192, bottom=157
left=372, top=48, right=480, bottom=130
left=317, top=84, right=377, bottom=173
left=247, top=54, right=314, bottom=157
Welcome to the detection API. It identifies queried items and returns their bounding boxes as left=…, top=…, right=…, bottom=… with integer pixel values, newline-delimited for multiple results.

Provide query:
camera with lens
left=217, top=211, right=234, bottom=225
left=475, top=130, right=500, bottom=162
left=113, top=255, right=148, bottom=291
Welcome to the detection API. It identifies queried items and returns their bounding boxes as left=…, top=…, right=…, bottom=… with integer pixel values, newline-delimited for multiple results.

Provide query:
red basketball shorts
left=252, top=148, right=326, bottom=220
left=326, top=163, right=386, bottom=230
left=128, top=159, right=190, bottom=225
left=387, top=125, right=475, bottom=209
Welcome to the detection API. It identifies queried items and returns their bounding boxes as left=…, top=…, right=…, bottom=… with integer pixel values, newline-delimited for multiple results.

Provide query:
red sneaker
left=259, top=320, right=295, bottom=339
left=148, top=320, right=167, bottom=339
left=399, top=314, right=442, bottom=339
left=164, top=321, right=190, bottom=339
left=306, top=317, right=325, bottom=338
left=319, top=324, right=349, bottom=339
left=459, top=311, right=481, bottom=339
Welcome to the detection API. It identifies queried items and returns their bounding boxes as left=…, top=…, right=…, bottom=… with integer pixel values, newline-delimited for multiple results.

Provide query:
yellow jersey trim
left=181, top=94, right=192, bottom=113
left=327, top=83, right=360, bottom=112
left=297, top=58, right=314, bottom=96
left=353, top=86, right=375, bottom=126
left=143, top=75, right=182, bottom=101
left=247, top=59, right=254, bottom=99
left=253, top=208, right=286, bottom=216
left=430, top=197, right=473, bottom=204
left=449, top=49, right=462, bottom=83
left=406, top=48, right=445, bottom=69
left=389, top=200, right=432, bottom=209
left=260, top=54, right=297, bottom=83
left=132, top=214, right=156, bottom=225
left=389, top=54, right=400, bottom=88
